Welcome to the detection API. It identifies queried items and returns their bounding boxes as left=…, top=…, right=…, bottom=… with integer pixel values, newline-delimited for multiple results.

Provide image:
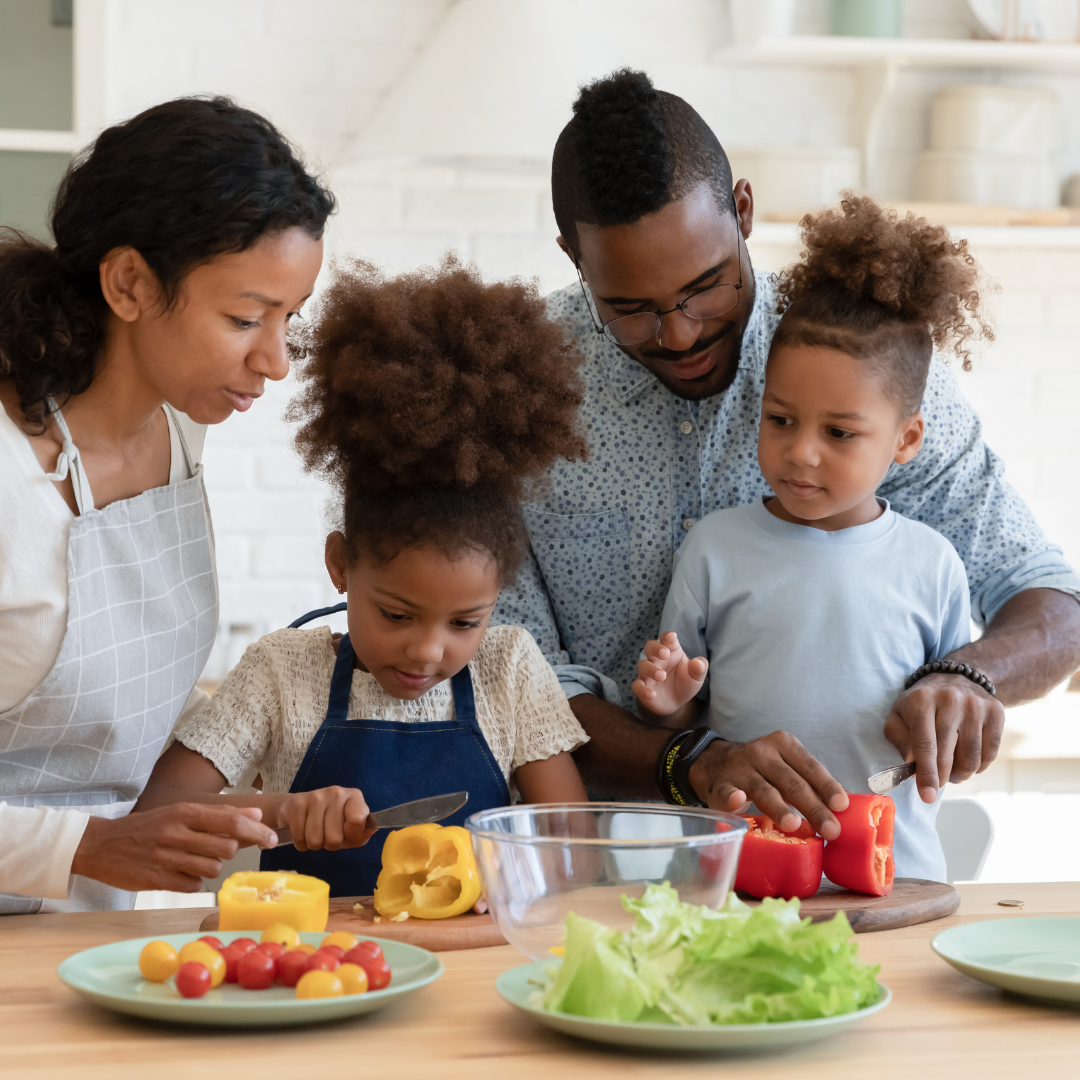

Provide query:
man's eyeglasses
left=576, top=192, right=744, bottom=349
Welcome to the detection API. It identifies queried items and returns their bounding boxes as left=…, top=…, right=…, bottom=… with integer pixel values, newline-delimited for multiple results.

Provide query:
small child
left=632, top=197, right=992, bottom=882
left=139, top=258, right=591, bottom=896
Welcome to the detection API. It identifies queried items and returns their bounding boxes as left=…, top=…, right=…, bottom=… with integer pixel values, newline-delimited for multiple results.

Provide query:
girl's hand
left=278, top=787, right=376, bottom=852
left=632, top=631, right=709, bottom=718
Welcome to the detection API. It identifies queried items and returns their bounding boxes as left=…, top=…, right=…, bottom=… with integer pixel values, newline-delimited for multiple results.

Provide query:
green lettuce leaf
left=542, top=884, right=881, bottom=1026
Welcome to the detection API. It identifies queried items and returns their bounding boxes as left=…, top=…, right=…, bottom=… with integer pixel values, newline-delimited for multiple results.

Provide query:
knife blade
left=271, top=790, right=469, bottom=847
left=867, top=762, right=916, bottom=795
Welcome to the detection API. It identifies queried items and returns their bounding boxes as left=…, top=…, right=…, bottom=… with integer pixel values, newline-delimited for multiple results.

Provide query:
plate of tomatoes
left=58, top=926, right=443, bottom=1027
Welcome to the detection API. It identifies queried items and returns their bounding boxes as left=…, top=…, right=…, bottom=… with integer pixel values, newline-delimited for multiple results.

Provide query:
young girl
left=632, top=196, right=997, bottom=882
left=138, top=258, right=591, bottom=896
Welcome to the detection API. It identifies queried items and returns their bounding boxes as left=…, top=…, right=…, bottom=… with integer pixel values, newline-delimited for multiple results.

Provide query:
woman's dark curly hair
left=0, top=96, right=335, bottom=431
left=288, top=256, right=588, bottom=583
left=772, top=194, right=993, bottom=414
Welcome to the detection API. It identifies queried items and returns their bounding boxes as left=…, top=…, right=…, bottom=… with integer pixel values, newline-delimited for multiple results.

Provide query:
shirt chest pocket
left=522, top=508, right=632, bottom=646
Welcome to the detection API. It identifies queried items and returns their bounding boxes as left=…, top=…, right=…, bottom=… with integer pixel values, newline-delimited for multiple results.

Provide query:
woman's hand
left=277, top=787, right=376, bottom=852
left=632, top=631, right=709, bottom=720
left=70, top=804, right=278, bottom=893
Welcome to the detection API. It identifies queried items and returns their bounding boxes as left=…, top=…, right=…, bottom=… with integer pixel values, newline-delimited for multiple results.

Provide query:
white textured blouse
left=173, top=623, right=589, bottom=793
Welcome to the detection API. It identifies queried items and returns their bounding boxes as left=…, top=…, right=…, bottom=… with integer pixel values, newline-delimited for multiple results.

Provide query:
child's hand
left=277, top=787, right=375, bottom=852
left=632, top=631, right=709, bottom=717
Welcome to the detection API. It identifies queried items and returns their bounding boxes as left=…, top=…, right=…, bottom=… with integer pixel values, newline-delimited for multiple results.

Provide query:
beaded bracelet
left=656, top=729, right=695, bottom=805
left=656, top=727, right=721, bottom=806
left=904, top=659, right=996, bottom=697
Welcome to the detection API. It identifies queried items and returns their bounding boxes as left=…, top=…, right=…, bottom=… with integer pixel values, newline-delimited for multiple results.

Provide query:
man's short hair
left=551, top=69, right=734, bottom=258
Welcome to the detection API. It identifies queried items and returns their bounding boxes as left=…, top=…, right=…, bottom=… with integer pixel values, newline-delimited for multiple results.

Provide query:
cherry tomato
left=355, top=955, right=392, bottom=991
left=276, top=950, right=310, bottom=988
left=336, top=962, right=369, bottom=995
left=260, top=924, right=300, bottom=949
left=176, top=961, right=211, bottom=998
left=321, top=931, right=359, bottom=953
left=237, top=950, right=276, bottom=990
left=138, top=940, right=179, bottom=983
left=319, top=944, right=345, bottom=960
left=197, top=935, right=224, bottom=953
left=177, top=941, right=226, bottom=987
left=343, top=941, right=384, bottom=966
left=256, top=941, right=286, bottom=961
left=222, top=944, right=248, bottom=983
left=304, top=951, right=340, bottom=974
left=229, top=937, right=258, bottom=954
left=295, top=970, right=344, bottom=999
left=293, top=943, right=317, bottom=956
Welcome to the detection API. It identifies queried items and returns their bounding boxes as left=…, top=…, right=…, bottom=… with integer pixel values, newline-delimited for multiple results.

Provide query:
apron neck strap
left=450, top=666, right=477, bottom=725
left=44, top=396, right=95, bottom=516
left=290, top=602, right=348, bottom=629
left=164, top=404, right=198, bottom=474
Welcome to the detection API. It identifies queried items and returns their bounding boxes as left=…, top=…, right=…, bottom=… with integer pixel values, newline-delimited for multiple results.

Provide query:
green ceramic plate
left=932, top=917, right=1080, bottom=1004
left=496, top=961, right=891, bottom=1052
left=58, top=931, right=443, bottom=1027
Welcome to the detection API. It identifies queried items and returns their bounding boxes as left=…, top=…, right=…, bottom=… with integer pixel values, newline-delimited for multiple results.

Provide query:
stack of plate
left=914, top=85, right=1060, bottom=209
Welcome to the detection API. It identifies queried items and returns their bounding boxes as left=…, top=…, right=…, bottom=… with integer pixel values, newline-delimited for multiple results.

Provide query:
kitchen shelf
left=0, top=128, right=78, bottom=154
left=715, top=36, right=1080, bottom=72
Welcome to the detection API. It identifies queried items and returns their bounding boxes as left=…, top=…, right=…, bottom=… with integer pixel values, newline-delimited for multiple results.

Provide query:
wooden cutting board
left=740, top=877, right=959, bottom=933
left=200, top=896, right=507, bottom=952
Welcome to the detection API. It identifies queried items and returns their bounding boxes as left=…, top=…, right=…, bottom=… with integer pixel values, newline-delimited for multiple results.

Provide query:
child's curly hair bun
left=287, top=255, right=588, bottom=579
left=773, top=195, right=994, bottom=412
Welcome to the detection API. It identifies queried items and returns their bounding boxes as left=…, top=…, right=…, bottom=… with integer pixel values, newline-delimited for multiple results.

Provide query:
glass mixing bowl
left=466, top=803, right=747, bottom=960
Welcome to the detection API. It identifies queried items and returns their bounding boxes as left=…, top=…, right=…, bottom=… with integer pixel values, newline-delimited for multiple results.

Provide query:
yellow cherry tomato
left=296, top=970, right=344, bottom=999
left=293, top=942, right=317, bottom=955
left=138, top=940, right=179, bottom=983
left=260, top=923, right=300, bottom=950
left=336, top=962, right=369, bottom=995
left=177, top=941, right=226, bottom=988
left=321, top=931, right=359, bottom=953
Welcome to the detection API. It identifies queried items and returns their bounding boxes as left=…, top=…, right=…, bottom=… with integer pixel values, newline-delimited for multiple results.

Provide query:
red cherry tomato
left=304, top=951, right=340, bottom=974
left=230, top=937, right=258, bottom=954
left=343, top=941, right=384, bottom=965
left=176, top=961, right=211, bottom=998
left=349, top=953, right=391, bottom=991
left=237, top=950, right=276, bottom=990
left=256, top=941, right=286, bottom=961
left=197, top=935, right=224, bottom=953
left=276, top=950, right=310, bottom=988
left=221, top=944, right=247, bottom=983
left=319, top=944, right=345, bottom=960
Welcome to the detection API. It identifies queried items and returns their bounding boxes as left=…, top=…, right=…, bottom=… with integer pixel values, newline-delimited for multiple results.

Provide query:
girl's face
left=757, top=343, right=924, bottom=531
left=104, top=226, right=324, bottom=425
left=325, top=536, right=501, bottom=700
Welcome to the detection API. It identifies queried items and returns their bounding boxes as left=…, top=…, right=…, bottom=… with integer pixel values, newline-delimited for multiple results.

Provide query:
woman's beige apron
left=0, top=401, right=218, bottom=912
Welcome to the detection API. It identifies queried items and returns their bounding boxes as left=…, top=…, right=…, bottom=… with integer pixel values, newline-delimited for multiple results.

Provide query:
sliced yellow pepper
left=373, top=823, right=482, bottom=920
left=217, top=870, right=330, bottom=932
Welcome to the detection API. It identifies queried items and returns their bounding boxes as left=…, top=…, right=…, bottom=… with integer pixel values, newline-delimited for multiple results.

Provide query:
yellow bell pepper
left=217, top=870, right=329, bottom=932
left=373, top=823, right=482, bottom=920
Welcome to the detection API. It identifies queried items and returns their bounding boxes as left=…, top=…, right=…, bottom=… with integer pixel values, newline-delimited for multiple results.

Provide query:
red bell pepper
left=822, top=793, right=895, bottom=896
left=732, top=815, right=823, bottom=900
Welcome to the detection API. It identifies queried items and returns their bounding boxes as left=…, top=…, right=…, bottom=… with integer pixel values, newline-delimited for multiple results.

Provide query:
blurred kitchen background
left=4, top=0, right=1080, bottom=886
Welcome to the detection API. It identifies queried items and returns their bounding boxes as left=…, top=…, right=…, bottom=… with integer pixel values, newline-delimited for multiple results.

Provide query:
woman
left=0, top=96, right=334, bottom=912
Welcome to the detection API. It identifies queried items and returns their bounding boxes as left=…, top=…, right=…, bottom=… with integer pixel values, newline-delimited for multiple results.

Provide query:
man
left=493, top=69, right=1080, bottom=840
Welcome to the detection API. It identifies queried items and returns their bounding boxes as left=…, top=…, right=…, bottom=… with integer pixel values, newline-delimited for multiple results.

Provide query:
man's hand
left=687, top=732, right=850, bottom=840
left=278, top=786, right=375, bottom=853
left=71, top=804, right=278, bottom=893
left=632, top=631, right=708, bottom=718
left=883, top=675, right=1005, bottom=803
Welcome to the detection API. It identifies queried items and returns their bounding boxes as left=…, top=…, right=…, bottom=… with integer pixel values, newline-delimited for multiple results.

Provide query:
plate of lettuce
left=496, top=883, right=890, bottom=1051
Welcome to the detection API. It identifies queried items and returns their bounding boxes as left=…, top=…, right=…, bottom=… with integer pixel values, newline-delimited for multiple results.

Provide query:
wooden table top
left=3, top=881, right=1079, bottom=1080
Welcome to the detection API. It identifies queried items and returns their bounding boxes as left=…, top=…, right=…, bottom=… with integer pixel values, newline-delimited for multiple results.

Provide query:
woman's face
left=117, top=226, right=324, bottom=424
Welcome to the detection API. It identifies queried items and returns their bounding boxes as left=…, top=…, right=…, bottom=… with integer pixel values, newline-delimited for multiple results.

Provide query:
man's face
left=565, top=181, right=755, bottom=401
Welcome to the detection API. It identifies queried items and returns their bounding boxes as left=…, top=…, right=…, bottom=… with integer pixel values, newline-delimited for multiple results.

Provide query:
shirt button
left=679, top=421, right=693, bottom=435
left=682, top=518, right=695, bottom=531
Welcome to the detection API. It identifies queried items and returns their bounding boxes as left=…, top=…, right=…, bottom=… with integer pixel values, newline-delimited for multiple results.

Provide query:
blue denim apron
left=260, top=603, right=510, bottom=896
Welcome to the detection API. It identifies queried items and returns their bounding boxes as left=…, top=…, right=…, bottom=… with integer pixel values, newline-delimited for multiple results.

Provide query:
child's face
left=325, top=538, right=501, bottom=700
left=757, top=343, right=924, bottom=530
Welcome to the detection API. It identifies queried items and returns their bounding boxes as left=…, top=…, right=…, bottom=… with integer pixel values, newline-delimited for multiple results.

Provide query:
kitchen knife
left=867, top=762, right=916, bottom=795
left=271, top=790, right=469, bottom=848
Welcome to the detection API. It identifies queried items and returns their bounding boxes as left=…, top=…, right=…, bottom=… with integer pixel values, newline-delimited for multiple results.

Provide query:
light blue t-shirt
left=661, top=497, right=972, bottom=882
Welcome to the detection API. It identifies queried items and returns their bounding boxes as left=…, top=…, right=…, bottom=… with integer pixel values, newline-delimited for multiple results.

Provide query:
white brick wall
left=87, top=0, right=1080, bottom=671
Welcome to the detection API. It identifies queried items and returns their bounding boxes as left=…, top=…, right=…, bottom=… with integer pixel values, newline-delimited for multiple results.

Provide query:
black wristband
left=656, top=729, right=695, bottom=805
left=665, top=727, right=722, bottom=807
left=904, top=659, right=996, bottom=697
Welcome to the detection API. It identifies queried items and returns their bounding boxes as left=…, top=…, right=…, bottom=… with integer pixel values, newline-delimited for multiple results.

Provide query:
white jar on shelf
left=929, top=85, right=1059, bottom=154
